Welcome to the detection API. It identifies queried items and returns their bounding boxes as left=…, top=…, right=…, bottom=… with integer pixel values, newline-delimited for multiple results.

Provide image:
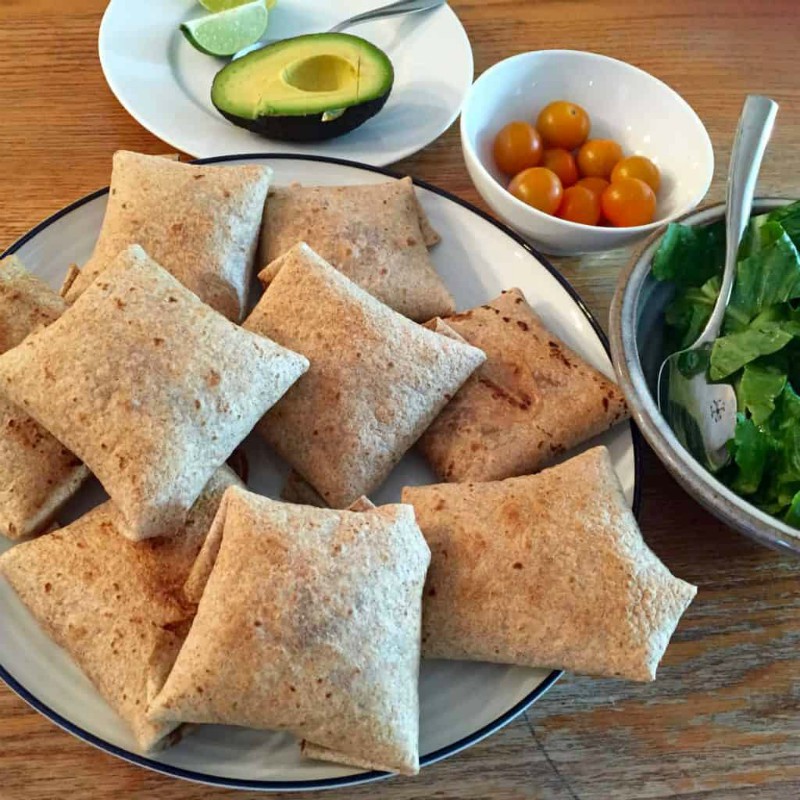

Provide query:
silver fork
left=329, top=0, right=448, bottom=33
left=234, top=0, right=447, bottom=59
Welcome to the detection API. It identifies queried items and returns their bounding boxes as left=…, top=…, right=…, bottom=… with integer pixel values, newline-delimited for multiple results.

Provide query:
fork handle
left=329, top=0, right=447, bottom=33
left=696, top=95, right=778, bottom=346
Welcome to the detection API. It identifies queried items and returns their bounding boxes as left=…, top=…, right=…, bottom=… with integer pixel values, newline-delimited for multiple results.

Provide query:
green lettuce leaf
left=724, top=221, right=800, bottom=331
left=727, top=413, right=770, bottom=495
left=746, top=384, right=800, bottom=520
left=663, top=275, right=720, bottom=351
left=762, top=200, right=800, bottom=251
left=651, top=220, right=725, bottom=287
left=784, top=490, right=800, bottom=527
left=735, top=359, right=787, bottom=426
left=709, top=322, right=800, bottom=380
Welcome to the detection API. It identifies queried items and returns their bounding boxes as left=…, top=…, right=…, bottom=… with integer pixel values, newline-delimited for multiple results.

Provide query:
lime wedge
left=181, top=1, right=269, bottom=57
left=198, top=0, right=276, bottom=12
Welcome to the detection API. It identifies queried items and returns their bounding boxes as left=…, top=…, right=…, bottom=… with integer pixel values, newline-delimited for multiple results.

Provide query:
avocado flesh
left=211, top=32, right=394, bottom=141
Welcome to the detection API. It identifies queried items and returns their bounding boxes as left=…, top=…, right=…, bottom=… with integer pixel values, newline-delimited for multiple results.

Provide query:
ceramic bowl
left=460, top=50, right=714, bottom=255
left=610, top=198, right=800, bottom=555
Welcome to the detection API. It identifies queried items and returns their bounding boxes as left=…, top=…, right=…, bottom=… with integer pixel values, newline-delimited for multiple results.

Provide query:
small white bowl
left=460, top=50, right=714, bottom=255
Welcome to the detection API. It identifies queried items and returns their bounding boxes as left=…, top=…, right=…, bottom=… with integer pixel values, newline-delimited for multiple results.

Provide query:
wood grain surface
left=1, top=1, right=800, bottom=798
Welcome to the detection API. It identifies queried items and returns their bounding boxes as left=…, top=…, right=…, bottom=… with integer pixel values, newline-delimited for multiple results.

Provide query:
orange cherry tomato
left=508, top=167, right=563, bottom=215
left=556, top=185, right=601, bottom=226
left=541, top=148, right=579, bottom=187
left=577, top=139, right=624, bottom=179
left=601, top=177, right=656, bottom=227
left=611, top=155, right=661, bottom=192
left=536, top=101, right=590, bottom=150
left=493, top=121, right=543, bottom=176
left=575, top=176, right=610, bottom=198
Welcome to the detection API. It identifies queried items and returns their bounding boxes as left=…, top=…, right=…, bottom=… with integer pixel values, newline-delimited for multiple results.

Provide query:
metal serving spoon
left=235, top=0, right=447, bottom=58
left=657, top=94, right=778, bottom=471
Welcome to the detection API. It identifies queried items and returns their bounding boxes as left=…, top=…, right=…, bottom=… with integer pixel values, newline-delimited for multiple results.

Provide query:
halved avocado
left=211, top=33, right=394, bottom=142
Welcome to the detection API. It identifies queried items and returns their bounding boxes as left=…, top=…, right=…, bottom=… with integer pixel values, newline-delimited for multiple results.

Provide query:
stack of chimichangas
left=0, top=151, right=696, bottom=775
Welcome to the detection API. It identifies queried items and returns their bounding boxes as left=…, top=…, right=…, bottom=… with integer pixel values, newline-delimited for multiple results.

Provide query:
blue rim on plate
left=0, top=153, right=643, bottom=791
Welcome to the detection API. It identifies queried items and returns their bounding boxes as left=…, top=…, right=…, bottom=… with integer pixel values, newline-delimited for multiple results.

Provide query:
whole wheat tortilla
left=0, top=256, right=89, bottom=540
left=280, top=469, right=328, bottom=508
left=149, top=487, right=430, bottom=775
left=184, top=493, right=373, bottom=604
left=59, top=264, right=81, bottom=298
left=0, top=256, right=67, bottom=350
left=0, top=245, right=309, bottom=541
left=403, top=446, right=697, bottom=681
left=0, top=466, right=242, bottom=751
left=63, top=151, right=272, bottom=320
left=244, top=243, right=485, bottom=508
left=259, top=178, right=454, bottom=321
left=419, top=288, right=630, bottom=482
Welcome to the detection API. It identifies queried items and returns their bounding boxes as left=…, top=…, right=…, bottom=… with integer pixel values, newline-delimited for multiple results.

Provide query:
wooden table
left=2, top=1, right=799, bottom=797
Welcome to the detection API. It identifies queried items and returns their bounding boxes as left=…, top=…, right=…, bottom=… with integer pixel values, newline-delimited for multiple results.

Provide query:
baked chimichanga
left=0, top=245, right=308, bottom=541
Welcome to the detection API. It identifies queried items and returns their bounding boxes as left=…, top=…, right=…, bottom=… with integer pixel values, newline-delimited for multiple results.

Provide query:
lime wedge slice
left=181, top=1, right=269, bottom=57
left=198, top=0, right=276, bottom=12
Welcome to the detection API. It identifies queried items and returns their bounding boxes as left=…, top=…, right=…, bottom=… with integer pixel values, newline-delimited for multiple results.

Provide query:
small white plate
left=98, top=0, right=473, bottom=166
left=0, top=156, right=640, bottom=791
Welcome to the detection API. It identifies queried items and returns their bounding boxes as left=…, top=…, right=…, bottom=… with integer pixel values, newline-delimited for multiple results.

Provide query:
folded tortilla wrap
left=281, top=469, right=328, bottom=508
left=0, top=255, right=67, bottom=351
left=403, top=446, right=697, bottom=681
left=244, top=243, right=485, bottom=508
left=259, top=178, right=454, bottom=321
left=0, top=245, right=309, bottom=541
left=0, top=466, right=242, bottom=750
left=64, top=151, right=271, bottom=320
left=149, top=487, right=430, bottom=775
left=0, top=256, right=89, bottom=540
left=419, top=288, right=630, bottom=482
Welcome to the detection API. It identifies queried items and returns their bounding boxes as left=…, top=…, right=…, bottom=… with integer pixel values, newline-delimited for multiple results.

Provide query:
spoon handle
left=696, top=95, right=778, bottom=346
left=329, top=0, right=447, bottom=33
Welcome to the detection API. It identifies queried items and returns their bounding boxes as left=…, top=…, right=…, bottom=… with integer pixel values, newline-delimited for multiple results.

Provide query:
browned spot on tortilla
left=153, top=337, right=164, bottom=346
left=478, top=377, right=532, bottom=410
left=427, top=587, right=437, bottom=597
left=603, top=397, right=610, bottom=411
left=517, top=320, right=529, bottom=331
left=114, top=297, right=126, bottom=309
left=502, top=503, right=522, bottom=526
left=502, top=316, right=510, bottom=322
left=206, top=369, right=221, bottom=387
left=512, top=562, right=523, bottom=570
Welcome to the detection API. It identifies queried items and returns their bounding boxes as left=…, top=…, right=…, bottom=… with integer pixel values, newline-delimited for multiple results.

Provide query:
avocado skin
left=216, top=90, right=391, bottom=142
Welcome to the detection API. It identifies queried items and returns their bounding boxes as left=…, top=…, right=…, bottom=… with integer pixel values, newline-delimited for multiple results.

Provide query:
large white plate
left=0, top=155, right=640, bottom=791
left=98, top=0, right=473, bottom=166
